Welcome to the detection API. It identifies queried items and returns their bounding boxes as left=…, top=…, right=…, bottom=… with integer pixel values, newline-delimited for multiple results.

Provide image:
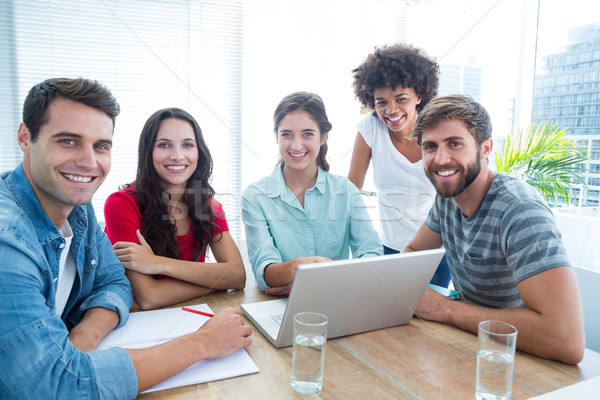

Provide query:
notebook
left=241, top=248, right=445, bottom=348
left=97, top=304, right=259, bottom=393
left=530, top=375, right=600, bottom=399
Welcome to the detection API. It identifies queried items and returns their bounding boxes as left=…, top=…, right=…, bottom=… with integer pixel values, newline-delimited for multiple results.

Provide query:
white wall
left=554, top=211, right=600, bottom=271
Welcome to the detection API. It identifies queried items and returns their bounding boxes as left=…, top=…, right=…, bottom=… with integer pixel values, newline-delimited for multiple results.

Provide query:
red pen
left=182, top=306, right=214, bottom=318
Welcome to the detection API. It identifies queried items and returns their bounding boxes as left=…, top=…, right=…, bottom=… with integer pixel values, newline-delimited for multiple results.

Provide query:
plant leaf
left=495, top=121, right=588, bottom=206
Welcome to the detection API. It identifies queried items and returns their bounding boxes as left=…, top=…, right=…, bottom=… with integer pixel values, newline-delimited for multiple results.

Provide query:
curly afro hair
left=352, top=43, right=439, bottom=112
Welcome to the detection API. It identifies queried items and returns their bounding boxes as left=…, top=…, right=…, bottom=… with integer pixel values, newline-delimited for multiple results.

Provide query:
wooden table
left=137, top=282, right=600, bottom=400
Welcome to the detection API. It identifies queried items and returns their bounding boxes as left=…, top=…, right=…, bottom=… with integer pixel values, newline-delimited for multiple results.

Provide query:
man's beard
left=426, top=153, right=481, bottom=198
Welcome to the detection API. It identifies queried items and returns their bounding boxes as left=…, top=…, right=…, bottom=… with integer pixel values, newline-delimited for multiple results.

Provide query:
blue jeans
left=383, top=245, right=451, bottom=288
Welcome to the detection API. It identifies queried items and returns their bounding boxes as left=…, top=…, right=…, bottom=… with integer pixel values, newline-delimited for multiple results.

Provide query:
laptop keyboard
left=271, top=314, right=284, bottom=326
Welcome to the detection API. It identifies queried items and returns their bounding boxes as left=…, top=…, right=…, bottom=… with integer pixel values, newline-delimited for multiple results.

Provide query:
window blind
left=1, top=0, right=244, bottom=238
left=2, top=0, right=412, bottom=241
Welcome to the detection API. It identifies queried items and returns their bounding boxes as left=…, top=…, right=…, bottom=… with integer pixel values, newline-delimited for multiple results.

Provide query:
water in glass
left=476, top=349, right=515, bottom=400
left=291, top=333, right=326, bottom=395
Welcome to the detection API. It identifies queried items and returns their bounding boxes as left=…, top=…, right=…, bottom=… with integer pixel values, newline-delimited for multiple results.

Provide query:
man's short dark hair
left=412, top=94, right=492, bottom=146
left=23, top=77, right=120, bottom=141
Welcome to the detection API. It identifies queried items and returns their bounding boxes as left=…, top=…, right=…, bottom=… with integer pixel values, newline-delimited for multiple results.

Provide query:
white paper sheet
left=98, top=304, right=259, bottom=393
left=530, top=375, right=600, bottom=399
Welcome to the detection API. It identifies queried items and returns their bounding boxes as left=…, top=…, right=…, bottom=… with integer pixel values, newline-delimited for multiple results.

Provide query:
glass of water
left=476, top=320, right=518, bottom=400
left=291, top=312, right=328, bottom=395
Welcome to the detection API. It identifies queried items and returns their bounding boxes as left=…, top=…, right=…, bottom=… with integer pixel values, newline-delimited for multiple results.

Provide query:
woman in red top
left=104, top=108, right=245, bottom=310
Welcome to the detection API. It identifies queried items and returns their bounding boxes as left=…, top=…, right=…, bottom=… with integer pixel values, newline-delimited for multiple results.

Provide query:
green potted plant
left=494, top=121, right=588, bottom=206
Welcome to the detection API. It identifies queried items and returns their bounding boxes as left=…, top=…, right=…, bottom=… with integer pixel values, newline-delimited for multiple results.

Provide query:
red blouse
left=104, top=185, right=229, bottom=262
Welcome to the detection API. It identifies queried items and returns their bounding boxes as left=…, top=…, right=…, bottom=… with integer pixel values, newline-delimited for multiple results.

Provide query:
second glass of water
left=476, top=320, right=518, bottom=400
left=291, top=312, right=328, bottom=395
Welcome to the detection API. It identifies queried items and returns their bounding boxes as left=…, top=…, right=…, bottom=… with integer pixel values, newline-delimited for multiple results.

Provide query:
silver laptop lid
left=270, top=249, right=444, bottom=347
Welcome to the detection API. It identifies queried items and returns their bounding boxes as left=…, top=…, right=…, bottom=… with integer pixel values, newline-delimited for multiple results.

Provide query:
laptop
left=241, top=248, right=445, bottom=347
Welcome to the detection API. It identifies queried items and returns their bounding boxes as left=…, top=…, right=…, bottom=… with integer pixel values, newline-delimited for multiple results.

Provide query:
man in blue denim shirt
left=0, top=78, right=252, bottom=399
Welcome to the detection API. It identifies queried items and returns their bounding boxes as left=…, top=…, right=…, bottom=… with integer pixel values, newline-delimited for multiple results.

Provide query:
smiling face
left=18, top=97, right=113, bottom=227
left=152, top=118, right=199, bottom=192
left=277, top=110, right=326, bottom=174
left=374, top=86, right=421, bottom=135
left=421, top=119, right=489, bottom=198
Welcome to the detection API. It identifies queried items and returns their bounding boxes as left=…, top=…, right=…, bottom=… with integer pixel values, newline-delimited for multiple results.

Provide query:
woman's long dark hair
left=132, top=108, right=221, bottom=261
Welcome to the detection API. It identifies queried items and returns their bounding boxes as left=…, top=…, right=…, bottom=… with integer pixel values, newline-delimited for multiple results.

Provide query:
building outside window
left=532, top=19, right=600, bottom=207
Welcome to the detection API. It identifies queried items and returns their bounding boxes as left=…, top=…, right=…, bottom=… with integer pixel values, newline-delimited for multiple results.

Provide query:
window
left=534, top=2, right=600, bottom=206
left=588, top=178, right=600, bottom=186
left=5, top=0, right=599, bottom=232
left=1, top=0, right=246, bottom=237
left=591, top=141, right=600, bottom=160
left=589, top=164, right=600, bottom=174
left=2, top=0, right=537, bottom=239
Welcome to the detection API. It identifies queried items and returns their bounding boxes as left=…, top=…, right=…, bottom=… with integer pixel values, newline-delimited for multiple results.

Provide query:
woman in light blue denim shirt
left=241, top=92, right=382, bottom=295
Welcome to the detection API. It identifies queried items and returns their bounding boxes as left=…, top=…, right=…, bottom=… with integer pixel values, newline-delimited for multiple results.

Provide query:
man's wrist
left=188, top=329, right=210, bottom=361
left=69, top=324, right=103, bottom=351
left=443, top=298, right=466, bottom=326
left=72, top=307, right=120, bottom=349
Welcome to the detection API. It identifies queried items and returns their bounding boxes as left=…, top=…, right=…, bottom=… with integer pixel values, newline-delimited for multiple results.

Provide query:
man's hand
left=414, top=287, right=451, bottom=322
left=195, top=308, right=252, bottom=359
left=126, top=307, right=252, bottom=392
left=113, top=230, right=160, bottom=274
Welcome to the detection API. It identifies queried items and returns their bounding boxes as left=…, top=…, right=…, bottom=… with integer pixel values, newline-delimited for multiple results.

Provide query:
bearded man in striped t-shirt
left=405, top=94, right=584, bottom=365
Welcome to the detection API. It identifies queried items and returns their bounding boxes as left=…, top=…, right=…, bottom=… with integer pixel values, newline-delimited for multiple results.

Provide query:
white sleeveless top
left=357, top=113, right=435, bottom=251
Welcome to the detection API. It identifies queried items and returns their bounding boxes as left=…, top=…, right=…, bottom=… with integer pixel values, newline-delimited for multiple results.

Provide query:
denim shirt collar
left=6, top=163, right=88, bottom=243
left=266, top=164, right=326, bottom=204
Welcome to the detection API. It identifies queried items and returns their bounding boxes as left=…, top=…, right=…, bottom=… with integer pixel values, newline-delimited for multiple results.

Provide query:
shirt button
left=309, top=250, right=314, bottom=254
left=53, top=277, right=58, bottom=282
left=91, top=260, right=97, bottom=265
left=59, top=243, right=65, bottom=249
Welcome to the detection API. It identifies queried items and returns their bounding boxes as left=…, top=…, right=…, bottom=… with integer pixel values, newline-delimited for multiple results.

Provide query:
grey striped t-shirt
left=426, top=173, right=570, bottom=308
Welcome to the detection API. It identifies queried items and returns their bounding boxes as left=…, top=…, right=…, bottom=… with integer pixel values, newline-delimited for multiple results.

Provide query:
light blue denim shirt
left=242, top=166, right=382, bottom=290
left=0, top=164, right=137, bottom=399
